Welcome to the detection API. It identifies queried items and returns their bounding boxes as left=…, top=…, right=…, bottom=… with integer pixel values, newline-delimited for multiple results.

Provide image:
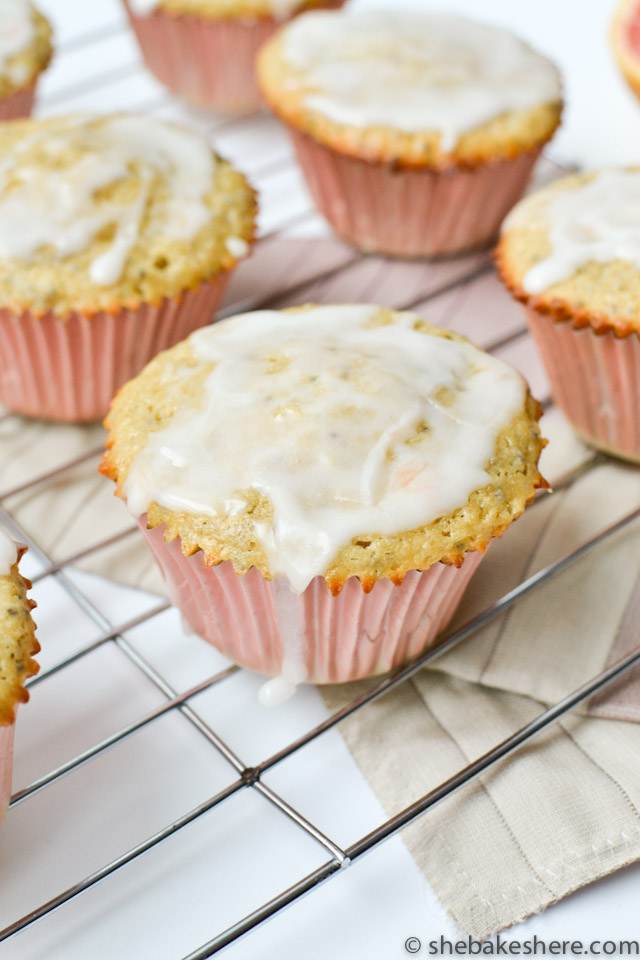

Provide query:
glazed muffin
left=0, top=530, right=39, bottom=821
left=257, top=10, right=562, bottom=258
left=123, top=0, right=346, bottom=113
left=0, top=113, right=256, bottom=422
left=497, top=168, right=640, bottom=462
left=0, top=1, right=52, bottom=120
left=101, top=304, right=546, bottom=689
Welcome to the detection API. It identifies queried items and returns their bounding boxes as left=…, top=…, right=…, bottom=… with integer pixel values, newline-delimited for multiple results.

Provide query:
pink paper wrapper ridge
left=0, top=82, right=36, bottom=121
left=141, top=519, right=485, bottom=684
left=525, top=308, right=640, bottom=462
left=124, top=0, right=346, bottom=113
left=0, top=722, right=15, bottom=824
left=288, top=128, right=543, bottom=258
left=0, top=275, right=229, bottom=422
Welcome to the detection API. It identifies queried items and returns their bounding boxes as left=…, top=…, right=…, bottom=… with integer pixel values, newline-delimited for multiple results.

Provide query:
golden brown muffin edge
left=0, top=547, right=39, bottom=726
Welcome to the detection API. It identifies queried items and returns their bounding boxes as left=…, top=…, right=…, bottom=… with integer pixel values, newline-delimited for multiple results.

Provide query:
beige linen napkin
left=324, top=409, right=640, bottom=937
left=1, top=243, right=640, bottom=938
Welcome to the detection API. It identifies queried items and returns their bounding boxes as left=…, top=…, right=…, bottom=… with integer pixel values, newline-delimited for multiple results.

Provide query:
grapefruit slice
left=612, top=0, right=640, bottom=98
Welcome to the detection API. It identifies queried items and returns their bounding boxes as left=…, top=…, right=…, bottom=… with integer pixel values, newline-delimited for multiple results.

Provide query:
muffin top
left=257, top=10, right=562, bottom=167
left=127, top=0, right=330, bottom=19
left=0, top=114, right=256, bottom=316
left=497, top=168, right=640, bottom=335
left=102, top=304, right=545, bottom=594
left=0, top=1, right=52, bottom=98
left=0, top=530, right=39, bottom=726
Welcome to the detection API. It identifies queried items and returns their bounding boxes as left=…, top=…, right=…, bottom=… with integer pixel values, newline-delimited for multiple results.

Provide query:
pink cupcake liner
left=0, top=82, right=36, bottom=121
left=0, top=275, right=230, bottom=423
left=286, top=127, right=544, bottom=258
left=0, top=722, right=15, bottom=823
left=525, top=308, right=640, bottom=463
left=140, top=518, right=485, bottom=684
left=124, top=0, right=346, bottom=113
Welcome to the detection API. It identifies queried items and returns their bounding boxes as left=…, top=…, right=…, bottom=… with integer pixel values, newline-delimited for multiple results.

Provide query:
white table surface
left=1, top=1, right=640, bottom=957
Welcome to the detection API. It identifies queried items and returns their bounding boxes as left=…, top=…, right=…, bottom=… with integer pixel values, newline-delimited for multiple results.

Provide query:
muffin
left=257, top=10, right=562, bottom=258
left=0, top=1, right=53, bottom=120
left=497, top=168, right=640, bottom=463
left=0, top=530, right=39, bottom=822
left=0, top=113, right=256, bottom=423
left=123, top=0, right=347, bottom=114
left=101, top=304, right=546, bottom=687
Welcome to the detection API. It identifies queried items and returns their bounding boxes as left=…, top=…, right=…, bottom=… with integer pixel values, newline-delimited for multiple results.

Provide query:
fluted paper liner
left=525, top=307, right=640, bottom=462
left=287, top=127, right=543, bottom=258
left=124, top=0, right=346, bottom=113
left=0, top=82, right=36, bottom=121
left=140, top=519, right=485, bottom=684
left=0, top=275, right=230, bottom=423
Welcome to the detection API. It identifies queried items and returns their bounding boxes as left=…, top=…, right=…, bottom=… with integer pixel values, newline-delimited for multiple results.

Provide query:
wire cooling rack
left=1, top=453, right=640, bottom=960
left=1, top=2, right=640, bottom=957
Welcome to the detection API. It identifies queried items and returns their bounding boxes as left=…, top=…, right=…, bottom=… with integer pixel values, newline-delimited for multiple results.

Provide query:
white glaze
left=124, top=305, right=526, bottom=594
left=0, top=528, right=17, bottom=576
left=225, top=236, right=249, bottom=259
left=128, top=0, right=160, bottom=12
left=280, top=11, right=560, bottom=152
left=128, top=0, right=304, bottom=19
left=271, top=576, right=307, bottom=682
left=257, top=675, right=299, bottom=707
left=0, top=0, right=34, bottom=84
left=506, top=169, right=640, bottom=294
left=0, top=115, right=215, bottom=286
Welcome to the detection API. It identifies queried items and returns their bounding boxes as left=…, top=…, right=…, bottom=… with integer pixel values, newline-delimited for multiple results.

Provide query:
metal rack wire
left=1, top=434, right=639, bottom=958
left=0, top=4, right=639, bottom=956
